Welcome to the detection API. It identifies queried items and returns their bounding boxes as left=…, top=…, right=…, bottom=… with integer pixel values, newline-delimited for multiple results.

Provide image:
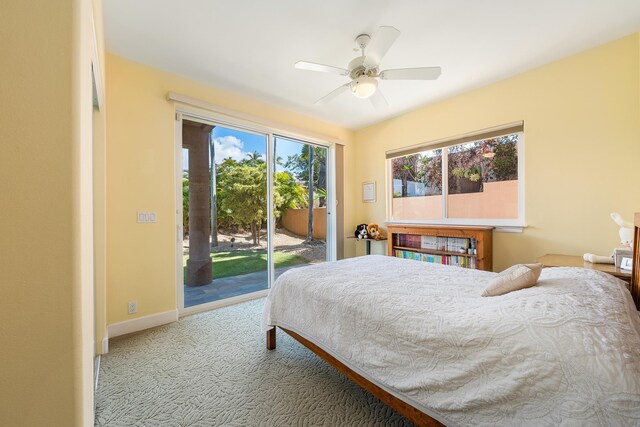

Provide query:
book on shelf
left=437, top=236, right=448, bottom=251
left=398, top=234, right=421, bottom=248
left=397, top=235, right=477, bottom=255
left=388, top=225, right=490, bottom=271
left=420, top=235, right=438, bottom=250
left=447, top=237, right=470, bottom=253
left=394, top=249, right=477, bottom=269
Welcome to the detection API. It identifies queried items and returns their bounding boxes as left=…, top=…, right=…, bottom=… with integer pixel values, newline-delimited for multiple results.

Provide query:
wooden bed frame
left=632, top=212, right=640, bottom=310
left=266, top=327, right=444, bottom=426
left=266, top=214, right=640, bottom=426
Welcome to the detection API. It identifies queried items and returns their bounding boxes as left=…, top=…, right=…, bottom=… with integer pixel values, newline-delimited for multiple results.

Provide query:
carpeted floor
left=95, top=299, right=412, bottom=426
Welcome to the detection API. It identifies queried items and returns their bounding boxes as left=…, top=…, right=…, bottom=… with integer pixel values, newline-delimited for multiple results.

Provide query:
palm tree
left=245, top=151, right=262, bottom=165
left=392, top=155, right=419, bottom=197
left=305, top=148, right=315, bottom=243
left=283, top=144, right=327, bottom=243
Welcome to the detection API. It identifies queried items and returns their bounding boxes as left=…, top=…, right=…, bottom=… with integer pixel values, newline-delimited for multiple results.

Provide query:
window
left=391, top=148, right=443, bottom=221
left=387, top=123, right=523, bottom=227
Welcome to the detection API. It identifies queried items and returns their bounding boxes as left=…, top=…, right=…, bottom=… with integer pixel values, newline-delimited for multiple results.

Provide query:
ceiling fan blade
left=370, top=89, right=388, bottom=109
left=363, top=26, right=401, bottom=69
left=379, top=67, right=442, bottom=80
left=314, top=83, right=350, bottom=105
left=295, top=61, right=349, bottom=76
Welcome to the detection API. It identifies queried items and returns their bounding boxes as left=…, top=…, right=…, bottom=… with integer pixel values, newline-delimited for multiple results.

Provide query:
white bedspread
left=262, top=255, right=640, bottom=426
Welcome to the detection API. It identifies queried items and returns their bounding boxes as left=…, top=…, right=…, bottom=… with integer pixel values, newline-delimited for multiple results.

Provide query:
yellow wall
left=354, top=34, right=640, bottom=271
left=105, top=54, right=355, bottom=324
left=1, top=0, right=96, bottom=425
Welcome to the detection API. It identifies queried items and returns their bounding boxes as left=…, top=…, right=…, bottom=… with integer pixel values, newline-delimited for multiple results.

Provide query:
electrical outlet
left=128, top=301, right=137, bottom=315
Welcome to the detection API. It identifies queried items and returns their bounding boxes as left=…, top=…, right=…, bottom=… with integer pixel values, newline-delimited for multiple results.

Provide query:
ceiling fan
left=294, top=26, right=441, bottom=108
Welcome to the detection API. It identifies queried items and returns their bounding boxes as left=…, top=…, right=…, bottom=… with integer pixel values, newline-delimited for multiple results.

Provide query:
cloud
left=213, top=135, right=251, bottom=164
left=183, top=135, right=265, bottom=170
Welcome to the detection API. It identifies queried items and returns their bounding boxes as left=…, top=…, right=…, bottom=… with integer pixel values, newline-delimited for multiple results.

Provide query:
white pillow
left=482, top=263, right=543, bottom=297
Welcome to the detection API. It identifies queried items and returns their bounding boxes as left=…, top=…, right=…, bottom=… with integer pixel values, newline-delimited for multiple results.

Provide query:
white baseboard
left=94, top=355, right=101, bottom=395
left=107, top=309, right=179, bottom=338
left=180, top=289, right=269, bottom=317
left=101, top=337, right=109, bottom=354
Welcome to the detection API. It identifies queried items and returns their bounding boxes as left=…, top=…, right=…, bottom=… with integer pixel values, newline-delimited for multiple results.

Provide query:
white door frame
left=174, top=105, right=337, bottom=316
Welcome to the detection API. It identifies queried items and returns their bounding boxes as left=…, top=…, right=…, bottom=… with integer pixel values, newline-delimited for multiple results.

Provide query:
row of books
left=396, top=234, right=477, bottom=254
left=395, top=249, right=477, bottom=269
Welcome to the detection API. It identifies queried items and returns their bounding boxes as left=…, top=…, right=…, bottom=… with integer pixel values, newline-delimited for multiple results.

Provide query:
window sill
left=384, top=221, right=527, bottom=233
left=493, top=226, right=526, bottom=233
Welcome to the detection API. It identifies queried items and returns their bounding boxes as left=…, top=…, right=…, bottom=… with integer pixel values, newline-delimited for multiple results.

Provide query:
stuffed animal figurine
left=583, top=212, right=634, bottom=263
left=611, top=212, right=634, bottom=248
left=367, top=223, right=384, bottom=240
left=354, top=224, right=368, bottom=240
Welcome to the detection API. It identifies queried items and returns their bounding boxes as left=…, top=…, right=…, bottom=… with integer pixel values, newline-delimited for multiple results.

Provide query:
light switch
left=137, top=211, right=157, bottom=223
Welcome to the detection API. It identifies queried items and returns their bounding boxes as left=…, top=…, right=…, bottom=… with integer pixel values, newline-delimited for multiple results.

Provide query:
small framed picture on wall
left=362, top=181, right=376, bottom=203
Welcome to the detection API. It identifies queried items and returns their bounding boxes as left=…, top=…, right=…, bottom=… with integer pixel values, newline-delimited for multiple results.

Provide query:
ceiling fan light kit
left=351, top=75, right=378, bottom=98
left=295, top=26, right=442, bottom=108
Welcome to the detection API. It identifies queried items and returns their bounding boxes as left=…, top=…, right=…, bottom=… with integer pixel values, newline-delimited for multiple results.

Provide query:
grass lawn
left=183, top=249, right=307, bottom=280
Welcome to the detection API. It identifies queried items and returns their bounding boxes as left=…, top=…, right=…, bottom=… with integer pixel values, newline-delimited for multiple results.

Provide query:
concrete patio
left=184, top=264, right=308, bottom=307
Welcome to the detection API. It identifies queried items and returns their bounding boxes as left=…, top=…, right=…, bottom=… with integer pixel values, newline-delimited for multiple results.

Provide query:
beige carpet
left=95, top=299, right=412, bottom=426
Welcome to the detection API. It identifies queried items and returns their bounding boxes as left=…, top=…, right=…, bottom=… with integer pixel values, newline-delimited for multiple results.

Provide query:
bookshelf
left=387, top=224, right=493, bottom=271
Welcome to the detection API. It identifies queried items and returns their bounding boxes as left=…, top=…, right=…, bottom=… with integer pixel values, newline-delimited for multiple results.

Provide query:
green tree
left=215, top=158, right=239, bottom=229
left=305, top=148, right=315, bottom=242
left=416, top=150, right=442, bottom=196
left=447, top=142, right=483, bottom=194
left=487, top=136, right=518, bottom=181
left=244, top=151, right=263, bottom=166
left=391, top=154, right=419, bottom=197
left=218, top=163, right=267, bottom=244
left=274, top=171, right=307, bottom=221
left=182, top=171, right=189, bottom=237
left=285, top=145, right=326, bottom=242
left=285, top=145, right=327, bottom=207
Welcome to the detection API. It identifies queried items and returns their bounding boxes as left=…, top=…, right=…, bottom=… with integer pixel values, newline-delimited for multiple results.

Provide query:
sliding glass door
left=181, top=119, right=269, bottom=309
left=177, top=115, right=333, bottom=313
left=272, top=136, right=328, bottom=280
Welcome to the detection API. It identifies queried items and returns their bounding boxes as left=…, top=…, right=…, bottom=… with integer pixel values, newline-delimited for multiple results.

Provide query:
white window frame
left=386, top=131, right=525, bottom=230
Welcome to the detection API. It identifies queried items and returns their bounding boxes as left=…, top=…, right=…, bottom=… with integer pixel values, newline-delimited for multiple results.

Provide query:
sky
left=182, top=126, right=312, bottom=172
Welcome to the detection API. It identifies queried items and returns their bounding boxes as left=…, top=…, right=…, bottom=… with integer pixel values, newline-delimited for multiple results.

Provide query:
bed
left=262, top=219, right=640, bottom=426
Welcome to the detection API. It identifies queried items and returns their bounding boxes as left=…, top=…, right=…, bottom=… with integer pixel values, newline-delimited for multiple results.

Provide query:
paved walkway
left=184, top=264, right=308, bottom=307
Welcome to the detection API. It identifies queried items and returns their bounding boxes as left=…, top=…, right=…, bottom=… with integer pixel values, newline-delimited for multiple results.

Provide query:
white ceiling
left=104, top=0, right=640, bottom=130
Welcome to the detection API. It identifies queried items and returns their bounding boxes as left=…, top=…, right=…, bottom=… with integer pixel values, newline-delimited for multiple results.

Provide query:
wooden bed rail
left=266, top=327, right=444, bottom=426
left=632, top=213, right=640, bottom=310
